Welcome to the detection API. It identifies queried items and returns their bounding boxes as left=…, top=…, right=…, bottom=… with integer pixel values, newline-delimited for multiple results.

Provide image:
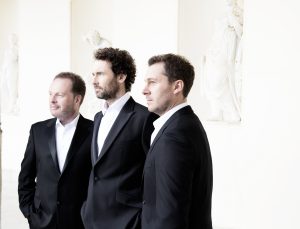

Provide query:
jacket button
left=142, top=200, right=146, bottom=205
left=57, top=201, right=60, bottom=205
left=94, top=176, right=99, bottom=181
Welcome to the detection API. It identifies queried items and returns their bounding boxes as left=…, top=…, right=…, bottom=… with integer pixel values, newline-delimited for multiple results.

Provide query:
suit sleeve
left=154, top=132, right=196, bottom=229
left=18, top=126, right=37, bottom=218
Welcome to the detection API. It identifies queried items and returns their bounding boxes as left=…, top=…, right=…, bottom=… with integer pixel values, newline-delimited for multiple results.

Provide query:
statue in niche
left=1, top=33, right=19, bottom=115
left=83, top=30, right=112, bottom=50
left=202, top=0, right=243, bottom=123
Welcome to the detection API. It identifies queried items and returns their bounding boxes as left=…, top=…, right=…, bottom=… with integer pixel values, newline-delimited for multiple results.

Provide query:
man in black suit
left=81, top=48, right=155, bottom=229
left=142, top=54, right=213, bottom=229
left=18, top=72, right=93, bottom=229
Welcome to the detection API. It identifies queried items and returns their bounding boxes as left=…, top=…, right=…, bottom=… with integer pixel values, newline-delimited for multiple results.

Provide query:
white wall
left=240, top=1, right=300, bottom=228
left=179, top=0, right=300, bottom=229
left=18, top=0, right=71, bottom=122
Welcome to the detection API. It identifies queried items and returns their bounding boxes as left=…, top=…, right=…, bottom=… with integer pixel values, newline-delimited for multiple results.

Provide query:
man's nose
left=49, top=95, right=56, bottom=103
left=92, top=74, right=98, bottom=84
left=92, top=76, right=96, bottom=84
left=142, top=85, right=149, bottom=95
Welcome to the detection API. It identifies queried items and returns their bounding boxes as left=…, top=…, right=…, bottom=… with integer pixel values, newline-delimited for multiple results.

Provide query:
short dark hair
left=94, top=47, right=136, bottom=92
left=54, top=72, right=86, bottom=104
left=148, top=53, right=195, bottom=97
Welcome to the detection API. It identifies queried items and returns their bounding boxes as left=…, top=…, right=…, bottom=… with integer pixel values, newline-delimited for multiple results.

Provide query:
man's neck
left=59, top=112, right=79, bottom=126
left=106, top=91, right=126, bottom=107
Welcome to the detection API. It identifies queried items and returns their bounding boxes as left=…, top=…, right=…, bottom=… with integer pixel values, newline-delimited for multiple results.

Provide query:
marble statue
left=1, top=33, right=19, bottom=115
left=202, top=0, right=243, bottom=123
left=83, top=30, right=111, bottom=50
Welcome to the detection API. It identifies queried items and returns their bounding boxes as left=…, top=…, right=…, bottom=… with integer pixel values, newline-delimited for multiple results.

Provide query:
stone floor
left=1, top=169, right=28, bottom=229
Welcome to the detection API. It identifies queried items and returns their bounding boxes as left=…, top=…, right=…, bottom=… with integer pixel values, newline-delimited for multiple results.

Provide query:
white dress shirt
left=97, top=93, right=130, bottom=156
left=151, top=102, right=188, bottom=144
left=55, top=114, right=80, bottom=172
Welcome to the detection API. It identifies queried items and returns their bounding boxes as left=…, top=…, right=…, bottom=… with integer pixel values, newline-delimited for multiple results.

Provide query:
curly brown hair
left=148, top=54, right=195, bottom=98
left=94, top=47, right=136, bottom=92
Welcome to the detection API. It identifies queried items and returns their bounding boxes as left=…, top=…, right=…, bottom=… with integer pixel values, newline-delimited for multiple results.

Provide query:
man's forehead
left=146, top=64, right=167, bottom=78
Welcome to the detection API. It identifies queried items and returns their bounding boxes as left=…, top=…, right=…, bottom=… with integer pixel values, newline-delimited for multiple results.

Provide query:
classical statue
left=1, top=33, right=19, bottom=115
left=202, top=0, right=243, bottom=123
left=83, top=30, right=111, bottom=50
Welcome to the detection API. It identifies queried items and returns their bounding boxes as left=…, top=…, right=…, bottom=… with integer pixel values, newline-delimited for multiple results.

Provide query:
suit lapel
left=46, top=119, right=60, bottom=173
left=61, top=115, right=91, bottom=173
left=148, top=106, right=193, bottom=154
left=97, top=98, right=135, bottom=162
left=92, top=112, right=103, bottom=165
left=143, top=106, right=193, bottom=179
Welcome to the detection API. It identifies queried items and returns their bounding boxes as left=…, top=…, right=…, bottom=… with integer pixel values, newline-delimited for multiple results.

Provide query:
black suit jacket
left=81, top=97, right=156, bottom=229
left=142, top=106, right=213, bottom=229
left=18, top=115, right=93, bottom=229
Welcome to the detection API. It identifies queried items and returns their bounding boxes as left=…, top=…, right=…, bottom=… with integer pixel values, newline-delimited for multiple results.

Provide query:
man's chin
left=50, top=111, right=56, bottom=117
left=96, top=94, right=111, bottom=100
left=50, top=111, right=60, bottom=118
left=147, top=106, right=155, bottom=113
left=95, top=92, right=104, bottom=99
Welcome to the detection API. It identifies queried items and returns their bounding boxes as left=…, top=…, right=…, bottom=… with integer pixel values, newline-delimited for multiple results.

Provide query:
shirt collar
left=56, top=114, right=80, bottom=129
left=102, top=92, right=130, bottom=115
left=153, top=102, right=188, bottom=130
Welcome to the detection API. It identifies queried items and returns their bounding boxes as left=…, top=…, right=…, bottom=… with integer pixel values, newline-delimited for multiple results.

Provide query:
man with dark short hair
left=142, top=54, right=213, bottom=229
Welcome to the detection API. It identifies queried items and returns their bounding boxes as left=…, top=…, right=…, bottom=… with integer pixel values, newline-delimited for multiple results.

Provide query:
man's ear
left=117, top=74, right=127, bottom=83
left=75, top=94, right=82, bottom=105
left=173, top=80, right=184, bottom=95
